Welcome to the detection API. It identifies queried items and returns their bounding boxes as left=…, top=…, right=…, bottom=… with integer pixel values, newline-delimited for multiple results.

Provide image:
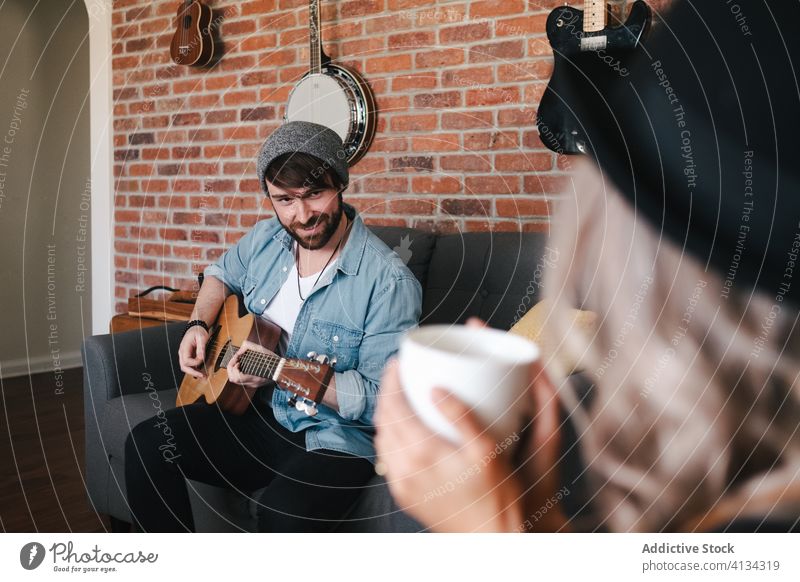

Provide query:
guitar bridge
left=580, top=35, right=608, bottom=51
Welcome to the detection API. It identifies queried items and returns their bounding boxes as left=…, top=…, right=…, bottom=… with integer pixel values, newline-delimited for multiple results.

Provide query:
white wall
left=0, top=0, right=91, bottom=378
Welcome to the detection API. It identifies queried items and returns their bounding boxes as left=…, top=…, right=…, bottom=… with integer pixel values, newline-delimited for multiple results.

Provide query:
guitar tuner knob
left=295, top=400, right=308, bottom=413
left=315, top=354, right=329, bottom=364
left=305, top=403, right=318, bottom=417
left=306, top=351, right=318, bottom=360
left=329, top=357, right=337, bottom=366
left=287, top=395, right=298, bottom=408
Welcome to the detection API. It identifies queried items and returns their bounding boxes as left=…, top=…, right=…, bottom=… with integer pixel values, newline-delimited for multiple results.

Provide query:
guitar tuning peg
left=305, top=403, right=318, bottom=417
left=306, top=351, right=318, bottom=360
left=295, top=400, right=308, bottom=413
left=315, top=354, right=329, bottom=364
left=329, top=357, right=337, bottom=366
left=287, top=395, right=298, bottom=408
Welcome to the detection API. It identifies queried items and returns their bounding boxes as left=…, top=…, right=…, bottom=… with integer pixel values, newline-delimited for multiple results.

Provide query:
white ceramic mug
left=398, top=324, right=540, bottom=444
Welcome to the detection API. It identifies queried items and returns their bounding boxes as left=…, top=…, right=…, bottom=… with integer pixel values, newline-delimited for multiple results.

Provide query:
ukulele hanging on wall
left=169, top=0, right=215, bottom=67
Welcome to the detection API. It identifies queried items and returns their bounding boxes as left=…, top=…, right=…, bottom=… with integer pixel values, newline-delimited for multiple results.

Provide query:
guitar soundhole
left=183, top=15, right=192, bottom=28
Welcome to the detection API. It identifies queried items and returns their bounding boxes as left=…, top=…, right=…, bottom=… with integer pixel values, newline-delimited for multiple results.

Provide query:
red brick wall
left=111, top=0, right=670, bottom=312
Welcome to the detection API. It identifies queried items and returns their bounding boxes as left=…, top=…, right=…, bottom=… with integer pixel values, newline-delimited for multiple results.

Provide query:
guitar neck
left=583, top=0, right=608, bottom=33
left=220, top=346, right=280, bottom=380
left=309, top=0, right=322, bottom=74
left=220, top=345, right=331, bottom=404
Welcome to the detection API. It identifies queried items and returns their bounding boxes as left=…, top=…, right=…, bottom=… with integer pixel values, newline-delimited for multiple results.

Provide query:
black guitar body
left=537, top=1, right=652, bottom=155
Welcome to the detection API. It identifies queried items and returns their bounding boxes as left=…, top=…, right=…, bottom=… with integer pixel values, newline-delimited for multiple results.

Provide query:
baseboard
left=0, top=350, right=82, bottom=379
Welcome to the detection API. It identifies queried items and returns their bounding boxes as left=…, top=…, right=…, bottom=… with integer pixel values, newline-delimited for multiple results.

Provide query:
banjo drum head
left=286, top=74, right=353, bottom=145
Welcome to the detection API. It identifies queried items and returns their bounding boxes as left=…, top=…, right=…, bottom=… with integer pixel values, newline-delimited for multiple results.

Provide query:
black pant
left=124, top=396, right=375, bottom=532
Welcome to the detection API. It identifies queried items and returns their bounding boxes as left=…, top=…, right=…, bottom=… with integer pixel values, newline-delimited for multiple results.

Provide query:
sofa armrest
left=81, top=322, right=185, bottom=403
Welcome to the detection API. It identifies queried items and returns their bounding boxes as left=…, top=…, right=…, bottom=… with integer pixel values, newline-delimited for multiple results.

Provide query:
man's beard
left=281, top=200, right=344, bottom=250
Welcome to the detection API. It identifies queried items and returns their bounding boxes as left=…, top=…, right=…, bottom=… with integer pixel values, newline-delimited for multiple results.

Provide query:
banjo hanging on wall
left=284, top=0, right=377, bottom=165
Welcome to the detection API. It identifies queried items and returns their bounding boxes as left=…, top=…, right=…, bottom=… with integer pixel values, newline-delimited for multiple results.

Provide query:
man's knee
left=125, top=415, right=182, bottom=469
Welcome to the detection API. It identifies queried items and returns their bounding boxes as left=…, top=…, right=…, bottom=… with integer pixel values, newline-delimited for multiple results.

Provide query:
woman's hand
left=374, top=319, right=567, bottom=532
left=375, top=360, right=525, bottom=531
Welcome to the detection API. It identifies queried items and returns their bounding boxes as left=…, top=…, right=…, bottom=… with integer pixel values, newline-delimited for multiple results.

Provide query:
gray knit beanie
left=256, top=121, right=349, bottom=194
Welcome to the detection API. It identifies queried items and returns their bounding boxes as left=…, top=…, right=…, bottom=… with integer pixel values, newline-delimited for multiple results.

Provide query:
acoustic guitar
left=176, top=294, right=335, bottom=416
left=169, top=0, right=215, bottom=67
left=284, top=0, right=377, bottom=164
left=537, top=0, right=651, bottom=155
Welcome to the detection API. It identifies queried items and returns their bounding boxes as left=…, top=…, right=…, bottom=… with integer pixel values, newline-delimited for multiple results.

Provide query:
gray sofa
left=82, top=226, right=549, bottom=532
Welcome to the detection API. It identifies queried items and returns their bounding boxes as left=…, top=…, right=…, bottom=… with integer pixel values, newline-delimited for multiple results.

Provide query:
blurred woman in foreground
left=374, top=0, right=800, bottom=532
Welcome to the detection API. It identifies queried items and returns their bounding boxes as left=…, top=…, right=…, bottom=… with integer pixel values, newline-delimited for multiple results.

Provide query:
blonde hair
left=543, top=159, right=800, bottom=532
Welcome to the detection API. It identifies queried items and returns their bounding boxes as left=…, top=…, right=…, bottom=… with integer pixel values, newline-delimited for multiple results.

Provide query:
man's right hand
left=179, top=326, right=209, bottom=379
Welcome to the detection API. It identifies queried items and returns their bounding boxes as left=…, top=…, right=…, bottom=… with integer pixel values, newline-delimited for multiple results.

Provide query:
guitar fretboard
left=219, top=343, right=281, bottom=379
left=583, top=0, right=608, bottom=33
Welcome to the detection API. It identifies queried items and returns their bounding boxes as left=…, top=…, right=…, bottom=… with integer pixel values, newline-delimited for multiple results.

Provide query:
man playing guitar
left=125, top=121, right=422, bottom=532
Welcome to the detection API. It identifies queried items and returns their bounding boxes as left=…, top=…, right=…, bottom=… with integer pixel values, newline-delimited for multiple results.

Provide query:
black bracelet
left=183, top=319, right=209, bottom=337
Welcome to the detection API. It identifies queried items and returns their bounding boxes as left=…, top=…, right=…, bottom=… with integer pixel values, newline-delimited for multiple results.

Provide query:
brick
left=223, top=91, right=258, bottom=106
left=441, top=110, right=493, bottom=130
left=188, top=162, right=219, bottom=175
left=441, top=198, right=490, bottom=216
left=160, top=228, right=188, bottom=241
left=205, top=75, right=239, bottom=90
left=497, top=60, right=553, bottom=83
left=496, top=198, right=551, bottom=217
left=496, top=14, right=549, bottom=37
left=389, top=199, right=437, bottom=215
left=342, top=0, right=385, bottom=18
left=129, top=164, right=154, bottom=177
left=468, top=40, right=525, bottom=63
left=115, top=149, right=139, bottom=162
left=172, top=113, right=202, bottom=126
left=241, top=106, right=275, bottom=121
left=411, top=176, right=462, bottom=194
left=498, top=108, right=537, bottom=127
left=414, top=91, right=462, bottom=109
left=464, top=131, right=519, bottom=151
left=439, top=22, right=491, bottom=44
left=172, top=146, right=202, bottom=159
left=416, top=49, right=465, bottom=69
left=440, top=154, right=492, bottom=172
left=362, top=177, right=409, bottom=193
left=524, top=175, right=571, bottom=194
left=241, top=70, right=278, bottom=86
left=392, top=74, right=437, bottom=91
left=391, top=156, right=434, bottom=172
left=465, top=176, right=520, bottom=194
left=173, top=179, right=202, bottom=192
left=348, top=197, right=388, bottom=213
left=469, top=0, right=525, bottom=19
left=417, top=5, right=466, bottom=27
left=141, top=148, right=169, bottom=160
left=366, top=54, right=413, bottom=74
left=389, top=31, right=435, bottom=50
left=206, top=110, right=237, bottom=124
left=391, top=114, right=437, bottom=132
left=157, top=164, right=183, bottom=176
left=441, top=67, right=495, bottom=88
left=494, top=153, right=553, bottom=172
left=465, top=87, right=520, bottom=107
left=412, top=134, right=461, bottom=152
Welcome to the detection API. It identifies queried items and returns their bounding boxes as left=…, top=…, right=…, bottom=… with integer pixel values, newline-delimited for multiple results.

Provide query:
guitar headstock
left=275, top=352, right=336, bottom=416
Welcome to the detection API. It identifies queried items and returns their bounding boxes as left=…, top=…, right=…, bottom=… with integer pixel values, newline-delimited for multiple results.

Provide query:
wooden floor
left=0, top=367, right=110, bottom=532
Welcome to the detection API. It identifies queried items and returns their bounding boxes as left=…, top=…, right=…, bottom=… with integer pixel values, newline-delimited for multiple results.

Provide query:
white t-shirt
left=261, top=254, right=337, bottom=355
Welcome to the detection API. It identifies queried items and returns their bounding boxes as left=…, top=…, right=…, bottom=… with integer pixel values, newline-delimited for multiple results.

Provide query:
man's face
left=266, top=181, right=344, bottom=250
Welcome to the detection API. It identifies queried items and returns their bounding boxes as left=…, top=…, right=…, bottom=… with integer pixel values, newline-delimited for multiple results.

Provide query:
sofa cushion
left=422, top=232, right=550, bottom=330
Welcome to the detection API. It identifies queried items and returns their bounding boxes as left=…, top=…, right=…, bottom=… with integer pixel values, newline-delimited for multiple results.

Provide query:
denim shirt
left=204, top=204, right=422, bottom=461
